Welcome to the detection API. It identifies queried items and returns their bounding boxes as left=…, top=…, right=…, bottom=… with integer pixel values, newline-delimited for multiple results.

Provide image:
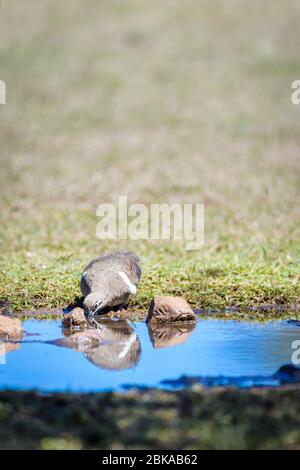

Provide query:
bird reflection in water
left=0, top=317, right=196, bottom=371
left=51, top=318, right=141, bottom=371
left=51, top=317, right=196, bottom=370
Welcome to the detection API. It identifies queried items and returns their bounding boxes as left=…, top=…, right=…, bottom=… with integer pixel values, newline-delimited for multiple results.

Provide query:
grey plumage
left=80, top=251, right=141, bottom=316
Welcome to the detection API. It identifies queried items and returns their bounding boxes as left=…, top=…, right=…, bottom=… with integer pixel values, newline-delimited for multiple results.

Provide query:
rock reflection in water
left=0, top=340, right=21, bottom=357
left=0, top=328, right=23, bottom=357
left=51, top=319, right=141, bottom=371
left=147, top=322, right=195, bottom=349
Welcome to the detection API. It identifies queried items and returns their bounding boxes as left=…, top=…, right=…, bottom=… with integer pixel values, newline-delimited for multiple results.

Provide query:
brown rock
left=0, top=315, right=22, bottom=338
left=62, top=308, right=87, bottom=329
left=146, top=296, right=196, bottom=324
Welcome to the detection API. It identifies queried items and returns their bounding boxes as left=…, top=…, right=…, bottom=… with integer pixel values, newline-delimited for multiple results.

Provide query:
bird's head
left=83, top=293, right=103, bottom=316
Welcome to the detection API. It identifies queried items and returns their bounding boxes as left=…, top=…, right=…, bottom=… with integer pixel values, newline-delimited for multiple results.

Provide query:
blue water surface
left=0, top=318, right=299, bottom=392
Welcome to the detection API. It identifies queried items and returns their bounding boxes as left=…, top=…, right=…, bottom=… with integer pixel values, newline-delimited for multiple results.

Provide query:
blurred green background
left=0, top=0, right=299, bottom=312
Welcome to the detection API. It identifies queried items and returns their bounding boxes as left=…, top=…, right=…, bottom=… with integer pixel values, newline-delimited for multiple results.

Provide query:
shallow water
left=0, top=318, right=299, bottom=392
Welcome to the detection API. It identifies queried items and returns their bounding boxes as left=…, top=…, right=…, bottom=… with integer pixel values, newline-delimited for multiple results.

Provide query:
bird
left=80, top=251, right=141, bottom=316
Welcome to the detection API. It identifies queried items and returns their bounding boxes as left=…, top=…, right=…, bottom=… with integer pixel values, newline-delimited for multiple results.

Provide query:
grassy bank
left=0, top=0, right=299, bottom=313
left=0, top=386, right=299, bottom=449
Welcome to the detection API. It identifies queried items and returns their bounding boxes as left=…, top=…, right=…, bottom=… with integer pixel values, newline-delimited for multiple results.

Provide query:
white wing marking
left=118, top=333, right=137, bottom=358
left=118, top=270, right=137, bottom=294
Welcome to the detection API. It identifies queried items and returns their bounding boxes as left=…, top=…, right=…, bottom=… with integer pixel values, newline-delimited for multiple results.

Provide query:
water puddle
left=0, top=318, right=299, bottom=392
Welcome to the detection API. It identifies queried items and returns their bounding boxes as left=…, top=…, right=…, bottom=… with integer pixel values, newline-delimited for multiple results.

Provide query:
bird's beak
left=91, top=303, right=102, bottom=316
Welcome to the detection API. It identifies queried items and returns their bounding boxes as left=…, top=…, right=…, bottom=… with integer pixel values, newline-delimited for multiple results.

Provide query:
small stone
left=0, top=315, right=23, bottom=338
left=146, top=296, right=196, bottom=324
left=62, top=308, right=87, bottom=329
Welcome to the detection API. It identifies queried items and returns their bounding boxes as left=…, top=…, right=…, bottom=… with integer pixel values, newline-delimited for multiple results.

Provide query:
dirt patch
left=10, top=301, right=300, bottom=323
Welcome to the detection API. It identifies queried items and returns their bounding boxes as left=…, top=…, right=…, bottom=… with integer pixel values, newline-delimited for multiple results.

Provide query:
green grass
left=0, top=0, right=299, bottom=314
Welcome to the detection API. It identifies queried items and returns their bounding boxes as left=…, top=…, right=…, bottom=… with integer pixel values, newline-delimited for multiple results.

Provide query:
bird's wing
left=80, top=270, right=93, bottom=297
left=80, top=252, right=141, bottom=297
left=123, top=252, right=142, bottom=286
left=80, top=257, right=108, bottom=294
